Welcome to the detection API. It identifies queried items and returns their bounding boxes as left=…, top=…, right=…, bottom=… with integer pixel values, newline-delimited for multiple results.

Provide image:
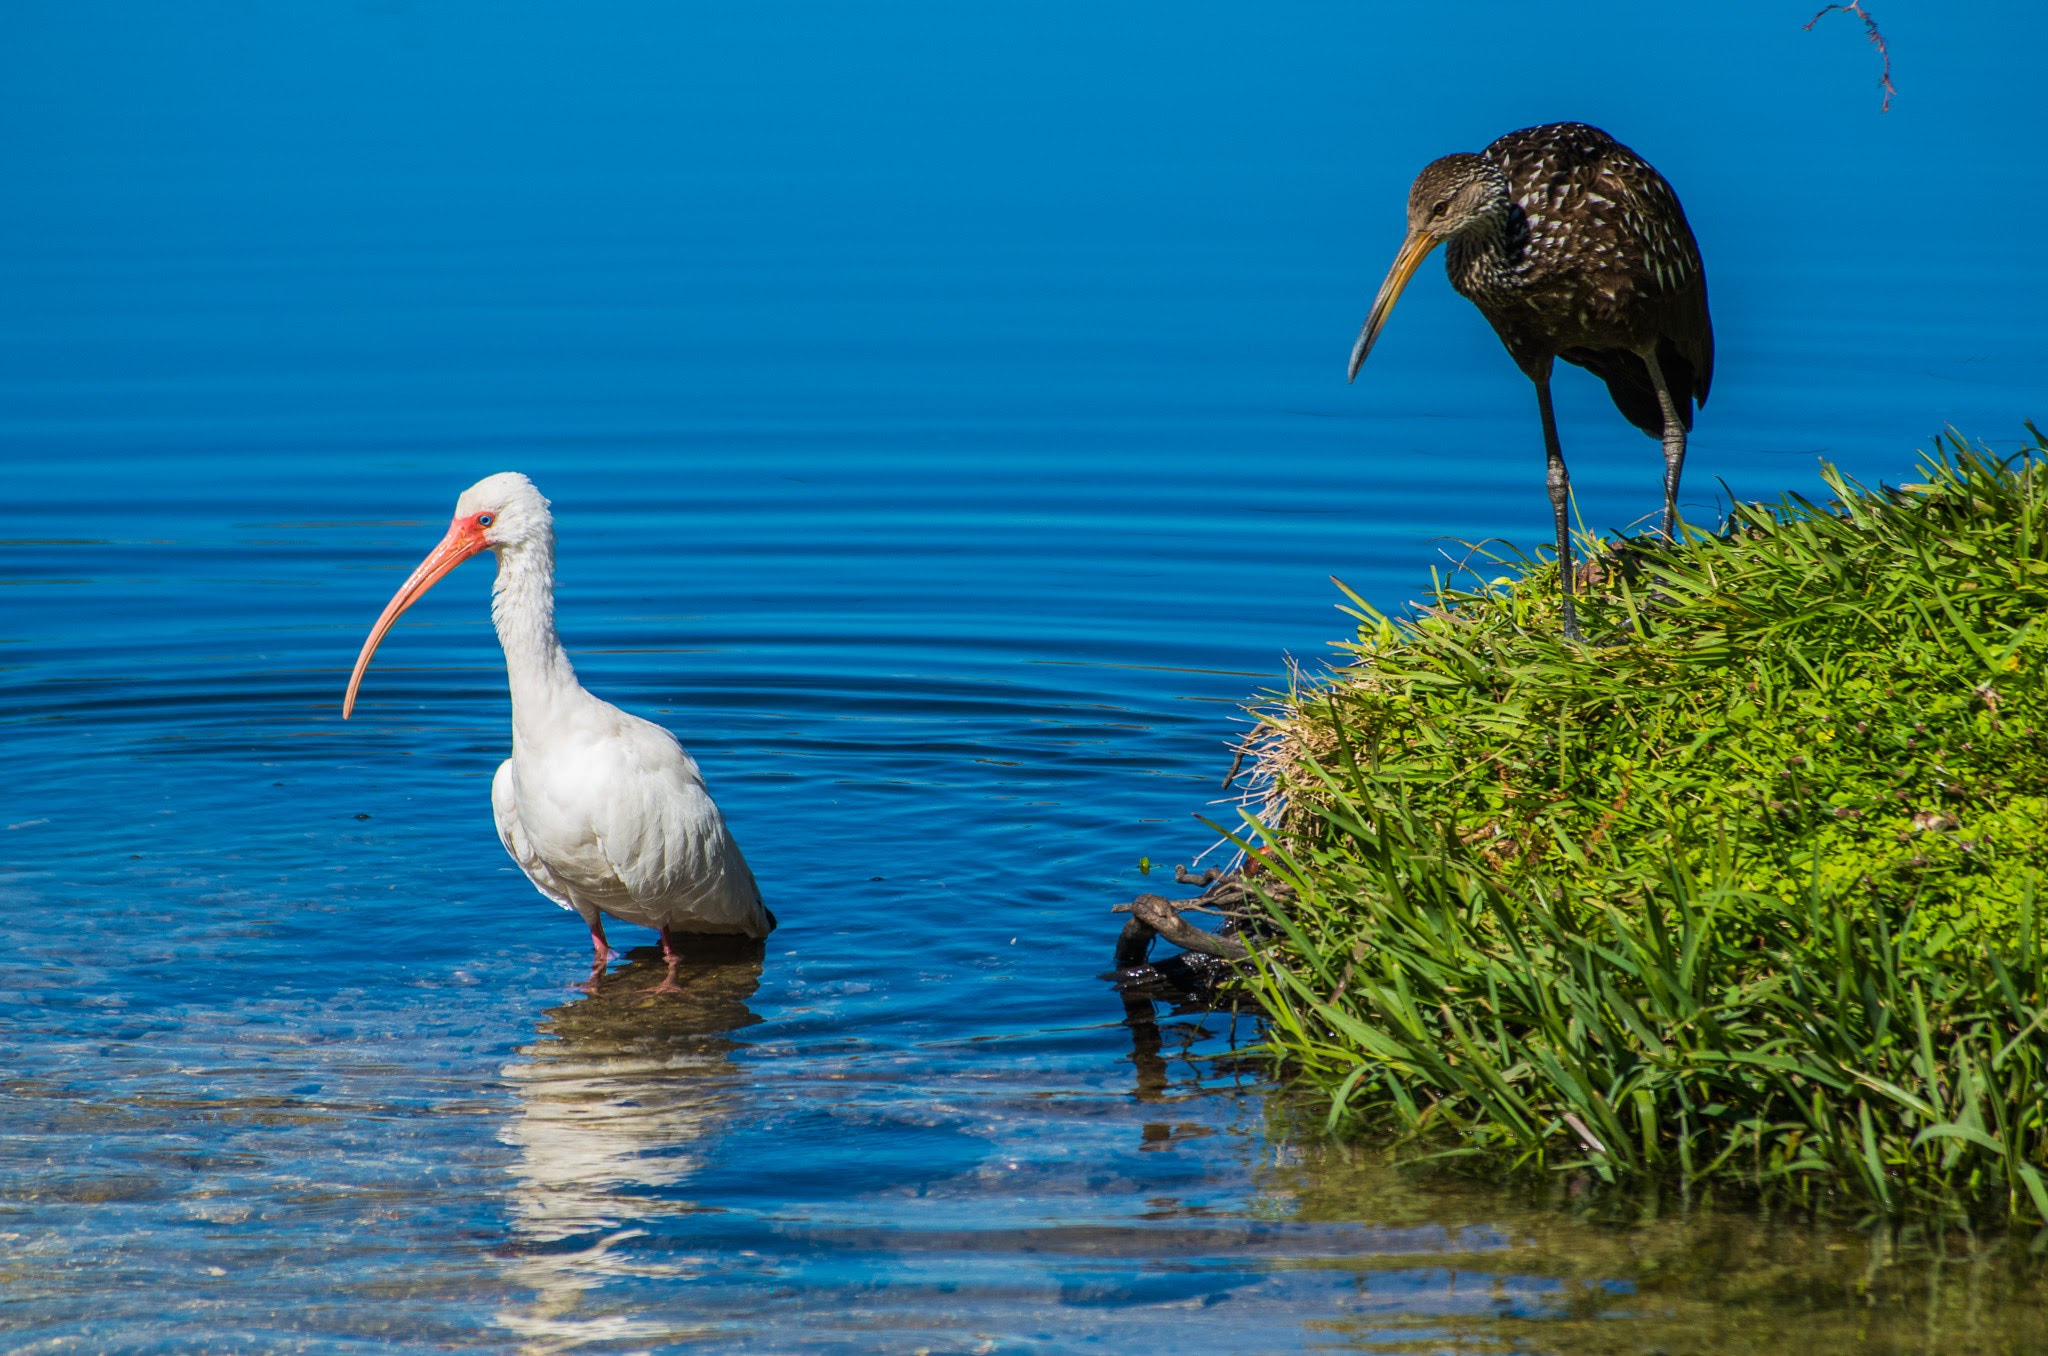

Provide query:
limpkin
left=1347, top=122, right=1713, bottom=640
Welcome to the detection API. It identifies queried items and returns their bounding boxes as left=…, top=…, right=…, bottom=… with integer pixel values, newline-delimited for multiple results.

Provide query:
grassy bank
left=1238, top=433, right=2048, bottom=1224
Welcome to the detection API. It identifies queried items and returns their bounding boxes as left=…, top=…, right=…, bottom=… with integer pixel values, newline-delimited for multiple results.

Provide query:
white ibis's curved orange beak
left=342, top=519, right=491, bottom=719
left=1348, top=230, right=1441, bottom=383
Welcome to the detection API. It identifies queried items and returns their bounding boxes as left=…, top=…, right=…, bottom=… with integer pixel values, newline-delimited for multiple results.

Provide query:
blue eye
left=476, top=513, right=494, bottom=527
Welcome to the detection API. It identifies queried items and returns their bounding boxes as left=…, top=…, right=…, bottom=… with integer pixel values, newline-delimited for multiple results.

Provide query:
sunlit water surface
left=6, top=4, right=2048, bottom=1351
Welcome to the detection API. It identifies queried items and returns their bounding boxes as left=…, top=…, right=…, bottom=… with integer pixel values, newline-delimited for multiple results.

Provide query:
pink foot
left=646, top=927, right=686, bottom=998
left=580, top=920, right=617, bottom=994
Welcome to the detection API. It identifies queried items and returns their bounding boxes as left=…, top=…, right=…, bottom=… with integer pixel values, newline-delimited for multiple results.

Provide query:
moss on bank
left=1241, top=433, right=2048, bottom=1224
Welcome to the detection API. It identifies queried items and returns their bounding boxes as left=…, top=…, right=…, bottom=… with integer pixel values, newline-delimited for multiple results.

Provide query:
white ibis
left=342, top=472, right=772, bottom=993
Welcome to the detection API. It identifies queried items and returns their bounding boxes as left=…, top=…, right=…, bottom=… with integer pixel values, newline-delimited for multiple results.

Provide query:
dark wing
left=1484, top=124, right=1714, bottom=431
left=1598, top=143, right=1713, bottom=410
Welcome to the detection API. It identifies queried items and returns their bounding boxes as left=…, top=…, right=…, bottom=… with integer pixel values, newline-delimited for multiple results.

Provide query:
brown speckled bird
left=1348, top=122, right=1713, bottom=640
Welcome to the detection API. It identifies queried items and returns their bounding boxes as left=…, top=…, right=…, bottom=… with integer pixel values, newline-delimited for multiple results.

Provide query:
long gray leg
left=1641, top=347, right=1689, bottom=541
left=1534, top=372, right=1582, bottom=642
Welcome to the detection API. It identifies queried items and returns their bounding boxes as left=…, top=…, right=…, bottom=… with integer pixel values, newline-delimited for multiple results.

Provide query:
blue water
left=5, top=3, right=2048, bottom=1351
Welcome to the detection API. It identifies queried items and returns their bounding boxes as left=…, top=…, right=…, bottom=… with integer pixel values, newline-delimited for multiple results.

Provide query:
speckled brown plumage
left=1453, top=123, right=1712, bottom=435
left=1348, top=122, right=1715, bottom=640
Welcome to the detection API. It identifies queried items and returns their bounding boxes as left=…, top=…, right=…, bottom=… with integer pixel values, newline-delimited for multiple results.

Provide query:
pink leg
left=650, top=927, right=685, bottom=996
left=580, top=916, right=616, bottom=994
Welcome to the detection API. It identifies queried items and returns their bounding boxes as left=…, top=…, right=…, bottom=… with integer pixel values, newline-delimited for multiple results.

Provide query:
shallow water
left=6, top=4, right=2048, bottom=1351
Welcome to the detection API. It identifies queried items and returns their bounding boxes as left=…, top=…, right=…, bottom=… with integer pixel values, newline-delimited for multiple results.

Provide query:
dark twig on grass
left=1805, top=2, right=1896, bottom=112
left=1222, top=741, right=1249, bottom=790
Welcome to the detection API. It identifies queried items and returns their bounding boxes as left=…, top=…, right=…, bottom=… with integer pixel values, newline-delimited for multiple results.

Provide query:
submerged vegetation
left=1266, top=1133, right=2048, bottom=1354
left=1238, top=433, right=2048, bottom=1224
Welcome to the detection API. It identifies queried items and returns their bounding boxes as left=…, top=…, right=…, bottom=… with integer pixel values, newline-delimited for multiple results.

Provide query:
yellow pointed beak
left=342, top=520, right=489, bottom=720
left=1347, top=231, right=1440, bottom=382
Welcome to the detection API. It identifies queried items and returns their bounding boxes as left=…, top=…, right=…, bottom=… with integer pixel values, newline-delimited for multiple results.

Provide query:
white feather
left=459, top=473, right=771, bottom=941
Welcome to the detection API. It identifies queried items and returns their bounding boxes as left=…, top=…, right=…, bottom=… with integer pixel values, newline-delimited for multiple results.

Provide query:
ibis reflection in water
left=1348, top=122, right=1714, bottom=639
left=342, top=473, right=774, bottom=992
left=494, top=942, right=764, bottom=1348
